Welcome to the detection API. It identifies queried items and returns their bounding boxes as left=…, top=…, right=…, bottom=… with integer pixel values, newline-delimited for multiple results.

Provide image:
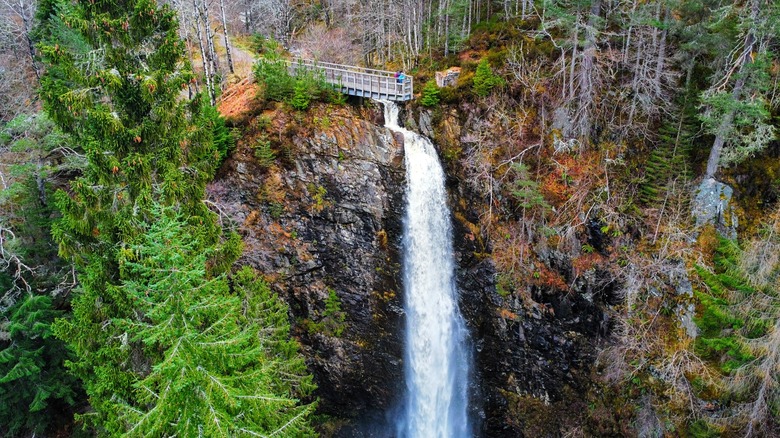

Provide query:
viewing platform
left=286, top=59, right=414, bottom=102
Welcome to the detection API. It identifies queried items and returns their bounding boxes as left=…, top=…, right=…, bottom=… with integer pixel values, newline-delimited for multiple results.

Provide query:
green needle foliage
left=254, top=137, right=276, bottom=168
left=114, top=208, right=315, bottom=437
left=691, top=228, right=780, bottom=435
left=35, top=0, right=314, bottom=434
left=694, top=238, right=756, bottom=374
left=38, top=0, right=220, bottom=261
left=0, top=295, right=80, bottom=437
left=203, top=103, right=236, bottom=164
left=509, top=162, right=550, bottom=212
left=0, top=113, right=84, bottom=437
left=639, top=97, right=696, bottom=206
left=37, top=0, right=221, bottom=430
left=254, top=57, right=297, bottom=102
left=420, top=80, right=441, bottom=107
left=291, top=79, right=313, bottom=110
left=253, top=56, right=336, bottom=109
left=472, top=59, right=504, bottom=97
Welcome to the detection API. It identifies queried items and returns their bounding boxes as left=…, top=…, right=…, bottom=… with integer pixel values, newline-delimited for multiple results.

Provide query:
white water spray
left=382, top=101, right=471, bottom=438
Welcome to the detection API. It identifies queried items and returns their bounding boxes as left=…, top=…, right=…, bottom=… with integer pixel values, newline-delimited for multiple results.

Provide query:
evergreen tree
left=115, top=208, right=315, bottom=437
left=691, top=222, right=780, bottom=435
left=254, top=57, right=296, bottom=102
left=0, top=113, right=84, bottom=436
left=420, top=80, right=441, bottom=107
left=698, top=0, right=780, bottom=177
left=203, top=102, right=235, bottom=164
left=37, top=0, right=315, bottom=434
left=473, top=59, right=504, bottom=97
left=639, top=95, right=696, bottom=205
left=291, top=79, right=312, bottom=110
left=37, top=0, right=229, bottom=432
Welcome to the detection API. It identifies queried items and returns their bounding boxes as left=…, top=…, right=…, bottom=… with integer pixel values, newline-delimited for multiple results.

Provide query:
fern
left=639, top=99, right=696, bottom=205
left=254, top=138, right=276, bottom=168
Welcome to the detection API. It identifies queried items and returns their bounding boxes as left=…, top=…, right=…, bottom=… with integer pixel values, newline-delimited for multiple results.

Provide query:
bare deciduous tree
left=0, top=0, right=39, bottom=121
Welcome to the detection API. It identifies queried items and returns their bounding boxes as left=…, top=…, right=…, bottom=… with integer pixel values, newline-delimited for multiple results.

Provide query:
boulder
left=692, top=177, right=738, bottom=238
left=435, top=67, right=461, bottom=87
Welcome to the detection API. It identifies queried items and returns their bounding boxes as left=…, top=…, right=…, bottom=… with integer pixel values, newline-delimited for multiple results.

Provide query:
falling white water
left=381, top=101, right=471, bottom=438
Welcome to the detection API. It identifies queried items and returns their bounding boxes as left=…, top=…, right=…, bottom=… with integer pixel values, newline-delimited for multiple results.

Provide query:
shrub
left=291, top=80, right=312, bottom=110
left=473, top=58, right=504, bottom=97
left=202, top=103, right=235, bottom=164
left=509, top=162, right=550, bottom=212
left=254, top=58, right=333, bottom=111
left=420, top=80, right=441, bottom=107
left=254, top=58, right=295, bottom=101
left=254, top=138, right=276, bottom=168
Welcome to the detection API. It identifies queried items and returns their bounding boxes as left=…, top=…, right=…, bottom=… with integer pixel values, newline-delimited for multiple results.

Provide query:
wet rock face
left=448, top=198, right=615, bottom=436
left=208, top=105, right=407, bottom=426
left=435, top=108, right=619, bottom=437
left=213, top=102, right=618, bottom=436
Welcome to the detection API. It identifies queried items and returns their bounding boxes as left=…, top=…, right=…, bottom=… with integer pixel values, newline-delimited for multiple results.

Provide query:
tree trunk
left=576, top=0, right=601, bottom=139
left=18, top=0, right=39, bottom=81
left=244, top=0, right=252, bottom=33
left=653, top=11, right=668, bottom=98
left=202, top=0, right=220, bottom=82
left=568, top=28, right=577, bottom=102
left=193, top=2, right=215, bottom=105
left=704, top=0, right=758, bottom=178
left=218, top=0, right=234, bottom=74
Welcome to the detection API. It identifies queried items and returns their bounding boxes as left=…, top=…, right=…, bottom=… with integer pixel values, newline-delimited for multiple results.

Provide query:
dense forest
left=1, top=0, right=780, bottom=436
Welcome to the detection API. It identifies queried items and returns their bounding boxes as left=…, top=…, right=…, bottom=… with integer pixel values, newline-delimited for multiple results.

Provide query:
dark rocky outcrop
left=212, top=102, right=619, bottom=437
left=429, top=107, right=620, bottom=437
left=208, top=104, right=407, bottom=431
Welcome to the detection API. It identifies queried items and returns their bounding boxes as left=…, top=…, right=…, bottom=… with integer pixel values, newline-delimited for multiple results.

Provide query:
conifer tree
left=0, top=113, right=83, bottom=436
left=420, top=80, right=441, bottom=107
left=38, top=0, right=221, bottom=429
left=115, top=208, right=315, bottom=437
left=35, top=0, right=290, bottom=432
left=473, top=59, right=504, bottom=97
left=698, top=0, right=780, bottom=177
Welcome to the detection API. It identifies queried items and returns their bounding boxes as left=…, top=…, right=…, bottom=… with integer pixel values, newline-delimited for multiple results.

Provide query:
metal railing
left=285, top=58, right=413, bottom=102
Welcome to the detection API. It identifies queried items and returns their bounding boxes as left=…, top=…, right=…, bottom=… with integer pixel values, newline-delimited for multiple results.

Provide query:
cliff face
left=209, top=103, right=407, bottom=428
left=212, top=101, right=617, bottom=436
left=411, top=107, right=620, bottom=436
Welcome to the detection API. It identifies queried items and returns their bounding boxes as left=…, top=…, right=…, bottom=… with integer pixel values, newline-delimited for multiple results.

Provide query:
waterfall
left=381, top=101, right=471, bottom=438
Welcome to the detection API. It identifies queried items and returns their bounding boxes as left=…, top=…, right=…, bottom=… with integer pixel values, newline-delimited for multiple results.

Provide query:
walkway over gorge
left=286, top=59, right=414, bottom=102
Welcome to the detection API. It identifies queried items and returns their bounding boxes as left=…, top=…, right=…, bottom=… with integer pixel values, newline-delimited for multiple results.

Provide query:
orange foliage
left=498, top=308, right=519, bottom=320
left=529, top=262, right=569, bottom=291
left=572, top=252, right=607, bottom=277
left=217, top=79, right=261, bottom=121
left=695, top=225, right=719, bottom=265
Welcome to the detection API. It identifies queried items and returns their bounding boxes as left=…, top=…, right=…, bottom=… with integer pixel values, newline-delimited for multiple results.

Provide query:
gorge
left=3, top=1, right=780, bottom=436
left=207, top=99, right=618, bottom=436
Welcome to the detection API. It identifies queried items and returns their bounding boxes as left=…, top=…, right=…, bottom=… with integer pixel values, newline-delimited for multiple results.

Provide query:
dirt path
left=214, top=34, right=256, bottom=81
